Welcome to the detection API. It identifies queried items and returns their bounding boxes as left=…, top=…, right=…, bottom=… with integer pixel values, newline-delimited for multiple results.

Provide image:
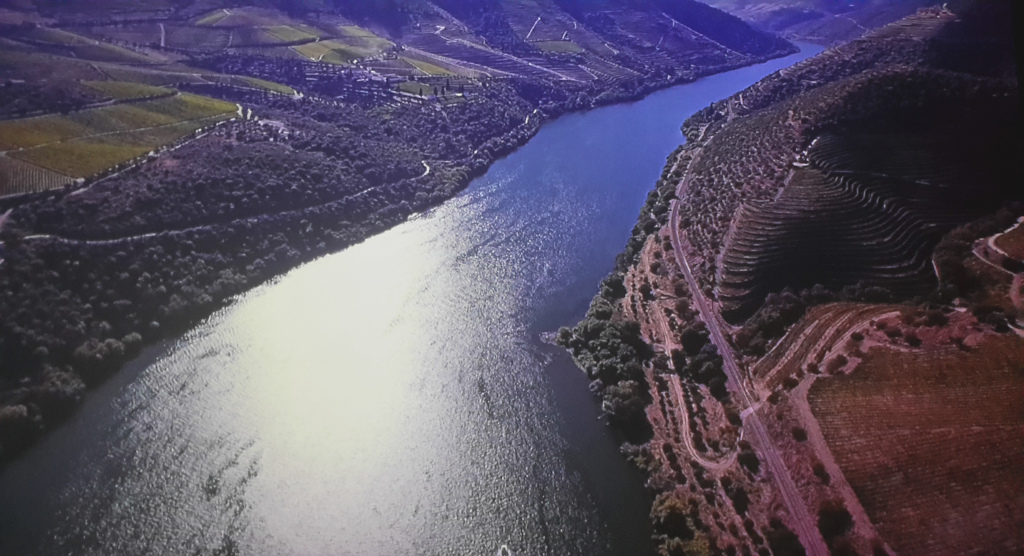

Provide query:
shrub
left=651, top=493, right=695, bottom=540
left=812, top=461, right=831, bottom=485
left=738, top=449, right=760, bottom=474
left=765, top=518, right=805, bottom=556
left=818, top=499, right=854, bottom=544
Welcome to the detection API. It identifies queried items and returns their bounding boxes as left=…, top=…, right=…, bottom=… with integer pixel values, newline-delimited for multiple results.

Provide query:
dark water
left=0, top=45, right=821, bottom=556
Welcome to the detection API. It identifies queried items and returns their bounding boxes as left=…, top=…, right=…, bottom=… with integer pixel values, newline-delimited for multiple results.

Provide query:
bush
left=818, top=499, right=854, bottom=544
left=813, top=461, right=831, bottom=485
left=765, top=518, right=805, bottom=556
left=601, top=380, right=647, bottom=426
left=738, top=449, right=760, bottom=474
left=651, top=493, right=695, bottom=540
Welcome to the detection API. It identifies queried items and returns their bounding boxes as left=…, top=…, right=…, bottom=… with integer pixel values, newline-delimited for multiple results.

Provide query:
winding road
left=666, top=144, right=830, bottom=556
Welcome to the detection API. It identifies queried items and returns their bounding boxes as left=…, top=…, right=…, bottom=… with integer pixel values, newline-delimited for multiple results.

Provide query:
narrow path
left=419, top=161, right=431, bottom=178
left=159, top=23, right=166, bottom=48
left=525, top=17, right=542, bottom=41
left=668, top=144, right=829, bottom=556
left=668, top=374, right=736, bottom=470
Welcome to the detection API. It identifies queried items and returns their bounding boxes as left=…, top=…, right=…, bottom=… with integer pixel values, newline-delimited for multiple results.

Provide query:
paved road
left=667, top=146, right=830, bottom=556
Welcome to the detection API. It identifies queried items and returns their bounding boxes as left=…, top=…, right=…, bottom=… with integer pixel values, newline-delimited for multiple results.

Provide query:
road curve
left=667, top=146, right=830, bottom=556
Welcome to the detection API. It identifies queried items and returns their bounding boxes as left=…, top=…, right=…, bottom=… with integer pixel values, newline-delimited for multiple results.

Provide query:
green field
left=0, top=93, right=235, bottom=179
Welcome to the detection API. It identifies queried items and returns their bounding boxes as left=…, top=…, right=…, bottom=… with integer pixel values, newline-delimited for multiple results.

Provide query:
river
left=0, top=44, right=821, bottom=556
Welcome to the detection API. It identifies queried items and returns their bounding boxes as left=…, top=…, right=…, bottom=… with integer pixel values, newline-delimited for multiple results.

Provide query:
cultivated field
left=0, top=93, right=235, bottom=182
left=0, top=155, right=70, bottom=196
left=716, top=125, right=1010, bottom=321
left=808, top=335, right=1024, bottom=555
left=750, top=303, right=897, bottom=392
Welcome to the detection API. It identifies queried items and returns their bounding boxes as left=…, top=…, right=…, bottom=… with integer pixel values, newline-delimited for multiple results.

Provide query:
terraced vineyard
left=716, top=125, right=1016, bottom=321
left=750, top=303, right=896, bottom=392
left=808, top=335, right=1024, bottom=555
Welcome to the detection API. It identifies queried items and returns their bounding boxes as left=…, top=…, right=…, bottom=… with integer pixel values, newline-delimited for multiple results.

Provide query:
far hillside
left=0, top=0, right=793, bottom=196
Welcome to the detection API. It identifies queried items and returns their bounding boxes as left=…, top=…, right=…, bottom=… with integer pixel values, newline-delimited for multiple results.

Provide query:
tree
left=601, top=380, right=646, bottom=425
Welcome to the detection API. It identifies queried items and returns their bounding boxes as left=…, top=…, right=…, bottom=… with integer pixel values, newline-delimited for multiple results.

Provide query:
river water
left=0, top=45, right=820, bottom=556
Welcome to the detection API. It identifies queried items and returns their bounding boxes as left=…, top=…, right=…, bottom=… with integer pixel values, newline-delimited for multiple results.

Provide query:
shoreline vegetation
left=0, top=2, right=797, bottom=465
left=558, top=4, right=1021, bottom=556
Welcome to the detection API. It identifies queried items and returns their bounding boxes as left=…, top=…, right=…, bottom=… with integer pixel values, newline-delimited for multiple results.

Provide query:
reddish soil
left=807, top=334, right=1024, bottom=556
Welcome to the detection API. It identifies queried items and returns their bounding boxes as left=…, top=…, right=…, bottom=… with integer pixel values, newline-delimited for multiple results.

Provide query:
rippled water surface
left=0, top=45, right=820, bottom=556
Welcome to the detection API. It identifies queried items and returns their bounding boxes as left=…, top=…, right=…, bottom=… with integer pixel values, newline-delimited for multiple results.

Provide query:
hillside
left=0, top=0, right=795, bottom=467
left=701, top=0, right=945, bottom=44
left=560, top=2, right=1022, bottom=555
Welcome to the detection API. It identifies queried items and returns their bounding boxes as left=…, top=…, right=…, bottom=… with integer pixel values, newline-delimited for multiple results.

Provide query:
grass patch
left=82, top=81, right=173, bottom=100
left=534, top=40, right=584, bottom=53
